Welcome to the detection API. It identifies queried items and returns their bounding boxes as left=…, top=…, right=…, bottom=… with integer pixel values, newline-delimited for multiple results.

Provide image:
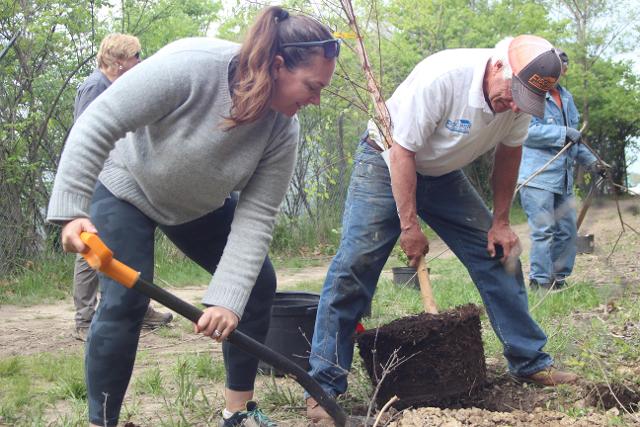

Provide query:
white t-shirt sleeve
left=501, top=112, right=531, bottom=147
left=391, top=77, right=446, bottom=153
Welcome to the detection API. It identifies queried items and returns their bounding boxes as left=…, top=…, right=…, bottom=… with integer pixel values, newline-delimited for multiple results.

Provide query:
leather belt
left=364, top=135, right=383, bottom=152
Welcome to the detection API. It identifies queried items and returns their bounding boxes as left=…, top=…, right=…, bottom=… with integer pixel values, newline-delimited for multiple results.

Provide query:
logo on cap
left=527, top=74, right=557, bottom=92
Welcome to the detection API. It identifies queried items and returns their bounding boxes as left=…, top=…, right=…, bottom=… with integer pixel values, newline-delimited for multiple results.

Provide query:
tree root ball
left=357, top=304, right=486, bottom=409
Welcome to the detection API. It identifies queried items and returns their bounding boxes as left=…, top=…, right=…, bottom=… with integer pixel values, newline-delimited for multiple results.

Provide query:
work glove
left=565, top=127, right=581, bottom=144
left=589, top=161, right=611, bottom=178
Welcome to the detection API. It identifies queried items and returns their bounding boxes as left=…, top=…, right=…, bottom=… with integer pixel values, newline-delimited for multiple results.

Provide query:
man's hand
left=565, top=127, right=581, bottom=144
left=61, top=218, right=98, bottom=253
left=589, top=161, right=611, bottom=178
left=196, top=306, right=240, bottom=342
left=487, top=222, right=520, bottom=262
left=399, top=223, right=429, bottom=268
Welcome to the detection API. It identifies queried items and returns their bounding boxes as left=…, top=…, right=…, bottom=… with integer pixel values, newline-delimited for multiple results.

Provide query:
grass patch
left=0, top=235, right=213, bottom=306
left=0, top=351, right=85, bottom=424
left=284, top=280, right=324, bottom=294
left=153, top=325, right=185, bottom=339
left=0, top=357, right=22, bottom=378
left=270, top=256, right=328, bottom=270
left=509, top=202, right=528, bottom=225
left=0, top=253, right=73, bottom=305
left=176, top=353, right=225, bottom=382
left=134, top=366, right=164, bottom=396
left=154, top=235, right=210, bottom=288
left=261, top=375, right=301, bottom=409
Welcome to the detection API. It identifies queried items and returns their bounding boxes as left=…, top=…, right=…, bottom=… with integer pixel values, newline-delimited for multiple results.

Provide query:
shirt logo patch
left=445, top=119, right=471, bottom=134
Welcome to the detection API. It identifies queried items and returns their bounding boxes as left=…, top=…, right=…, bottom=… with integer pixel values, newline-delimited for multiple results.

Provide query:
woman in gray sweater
left=47, top=6, right=338, bottom=427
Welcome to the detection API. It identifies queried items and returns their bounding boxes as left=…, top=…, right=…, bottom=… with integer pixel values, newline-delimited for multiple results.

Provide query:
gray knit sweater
left=47, top=38, right=299, bottom=317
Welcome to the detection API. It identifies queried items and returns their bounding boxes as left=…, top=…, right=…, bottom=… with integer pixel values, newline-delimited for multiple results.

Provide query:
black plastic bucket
left=577, top=234, right=595, bottom=254
left=392, top=266, right=427, bottom=289
left=259, top=291, right=320, bottom=376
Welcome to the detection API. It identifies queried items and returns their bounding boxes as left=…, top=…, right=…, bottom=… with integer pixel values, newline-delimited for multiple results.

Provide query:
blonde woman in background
left=71, top=33, right=173, bottom=343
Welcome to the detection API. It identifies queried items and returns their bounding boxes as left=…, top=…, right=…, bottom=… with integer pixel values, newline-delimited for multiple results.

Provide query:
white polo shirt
left=369, top=48, right=530, bottom=177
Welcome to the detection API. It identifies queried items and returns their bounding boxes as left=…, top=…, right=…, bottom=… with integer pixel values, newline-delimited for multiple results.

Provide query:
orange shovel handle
left=80, top=232, right=139, bottom=288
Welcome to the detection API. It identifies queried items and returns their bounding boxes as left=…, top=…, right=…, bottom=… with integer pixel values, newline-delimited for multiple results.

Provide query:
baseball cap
left=508, top=35, right=562, bottom=118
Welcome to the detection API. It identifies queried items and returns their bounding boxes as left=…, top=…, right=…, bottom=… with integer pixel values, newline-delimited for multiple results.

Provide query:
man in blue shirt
left=518, top=50, right=601, bottom=290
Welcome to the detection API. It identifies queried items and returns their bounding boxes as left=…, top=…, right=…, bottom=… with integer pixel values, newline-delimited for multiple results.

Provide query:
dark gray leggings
left=87, top=182, right=276, bottom=426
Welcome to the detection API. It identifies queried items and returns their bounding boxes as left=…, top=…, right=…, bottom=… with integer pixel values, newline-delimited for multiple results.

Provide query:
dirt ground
left=0, top=197, right=638, bottom=426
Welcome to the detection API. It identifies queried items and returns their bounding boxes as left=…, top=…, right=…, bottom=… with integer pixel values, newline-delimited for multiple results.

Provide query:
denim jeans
left=306, top=141, right=552, bottom=399
left=87, top=182, right=276, bottom=426
left=520, top=186, right=577, bottom=284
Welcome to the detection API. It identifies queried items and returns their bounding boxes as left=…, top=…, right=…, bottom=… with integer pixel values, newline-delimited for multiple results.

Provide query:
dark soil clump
left=588, top=382, right=640, bottom=411
left=357, top=304, right=486, bottom=409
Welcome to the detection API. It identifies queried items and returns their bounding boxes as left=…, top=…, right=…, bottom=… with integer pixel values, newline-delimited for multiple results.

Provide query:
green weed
left=191, top=354, right=225, bottom=381
left=134, top=366, right=164, bottom=396
left=0, top=357, right=22, bottom=377
left=261, top=375, right=300, bottom=409
left=0, top=375, right=32, bottom=423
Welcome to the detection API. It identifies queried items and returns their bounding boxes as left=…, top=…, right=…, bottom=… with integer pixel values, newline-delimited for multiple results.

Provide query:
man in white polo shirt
left=306, top=35, right=579, bottom=421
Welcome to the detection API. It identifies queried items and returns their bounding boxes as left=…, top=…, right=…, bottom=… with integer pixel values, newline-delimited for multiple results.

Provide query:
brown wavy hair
left=222, top=6, right=333, bottom=130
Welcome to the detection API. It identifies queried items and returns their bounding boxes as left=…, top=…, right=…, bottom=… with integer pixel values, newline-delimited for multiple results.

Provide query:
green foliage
left=0, top=0, right=220, bottom=276
left=555, top=0, right=640, bottom=192
left=568, top=58, right=640, bottom=190
left=2, top=0, right=639, bottom=290
left=116, top=0, right=222, bottom=53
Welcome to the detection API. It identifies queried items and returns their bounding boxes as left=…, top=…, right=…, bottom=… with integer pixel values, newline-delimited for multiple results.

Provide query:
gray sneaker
left=219, top=401, right=277, bottom=427
left=141, top=305, right=173, bottom=329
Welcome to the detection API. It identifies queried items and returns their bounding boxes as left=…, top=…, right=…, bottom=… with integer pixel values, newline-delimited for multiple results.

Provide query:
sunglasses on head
left=280, top=39, right=341, bottom=59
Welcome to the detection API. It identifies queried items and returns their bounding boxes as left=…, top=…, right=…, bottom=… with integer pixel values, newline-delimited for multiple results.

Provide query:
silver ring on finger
left=213, top=329, right=222, bottom=338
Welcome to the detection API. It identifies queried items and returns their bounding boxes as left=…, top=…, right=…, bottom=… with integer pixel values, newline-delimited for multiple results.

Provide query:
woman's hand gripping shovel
left=79, top=232, right=351, bottom=427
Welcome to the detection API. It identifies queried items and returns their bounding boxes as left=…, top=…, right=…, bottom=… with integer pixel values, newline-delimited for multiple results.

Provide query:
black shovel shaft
left=134, top=278, right=347, bottom=426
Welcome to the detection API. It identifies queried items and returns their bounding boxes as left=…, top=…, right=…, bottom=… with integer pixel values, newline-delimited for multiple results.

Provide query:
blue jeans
left=307, top=142, right=552, bottom=398
left=87, top=182, right=276, bottom=426
left=520, top=186, right=577, bottom=284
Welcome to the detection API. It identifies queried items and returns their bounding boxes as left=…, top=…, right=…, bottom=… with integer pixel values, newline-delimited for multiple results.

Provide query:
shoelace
left=245, top=408, right=277, bottom=427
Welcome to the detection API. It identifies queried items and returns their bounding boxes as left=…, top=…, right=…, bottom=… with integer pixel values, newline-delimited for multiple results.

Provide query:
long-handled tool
left=79, top=232, right=349, bottom=427
left=417, top=256, right=437, bottom=314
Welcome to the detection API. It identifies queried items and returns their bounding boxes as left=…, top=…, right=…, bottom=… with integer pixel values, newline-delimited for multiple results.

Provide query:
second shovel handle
left=417, top=256, right=438, bottom=314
